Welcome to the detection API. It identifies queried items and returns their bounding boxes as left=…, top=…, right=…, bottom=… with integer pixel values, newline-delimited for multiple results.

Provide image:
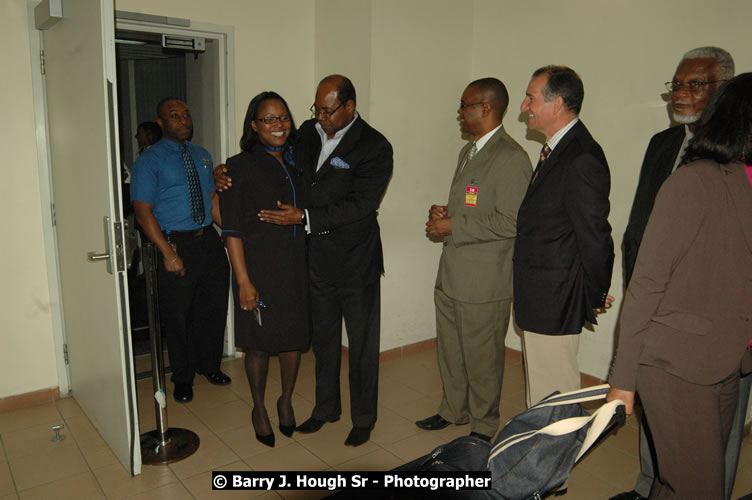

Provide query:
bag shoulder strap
left=532, top=383, right=611, bottom=409
left=489, top=385, right=624, bottom=465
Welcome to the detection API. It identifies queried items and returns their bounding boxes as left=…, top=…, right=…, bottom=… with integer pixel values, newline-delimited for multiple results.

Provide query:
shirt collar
left=473, top=123, right=503, bottom=153
left=547, top=117, right=579, bottom=151
left=315, top=111, right=360, bottom=143
left=158, top=137, right=188, bottom=151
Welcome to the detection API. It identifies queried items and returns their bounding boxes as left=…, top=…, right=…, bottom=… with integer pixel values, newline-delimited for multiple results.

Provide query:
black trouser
left=309, top=269, right=380, bottom=428
left=158, top=227, right=229, bottom=385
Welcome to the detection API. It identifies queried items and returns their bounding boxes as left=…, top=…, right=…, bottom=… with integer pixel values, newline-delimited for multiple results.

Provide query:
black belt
left=164, top=225, right=212, bottom=240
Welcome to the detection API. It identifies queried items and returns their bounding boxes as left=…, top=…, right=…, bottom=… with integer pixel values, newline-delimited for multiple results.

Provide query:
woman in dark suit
left=220, top=92, right=309, bottom=447
left=608, top=73, right=752, bottom=499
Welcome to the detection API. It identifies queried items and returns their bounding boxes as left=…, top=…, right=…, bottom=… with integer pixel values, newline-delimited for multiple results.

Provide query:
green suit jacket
left=435, top=125, right=532, bottom=303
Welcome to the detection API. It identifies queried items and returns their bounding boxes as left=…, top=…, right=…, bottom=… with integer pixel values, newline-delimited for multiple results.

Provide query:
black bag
left=390, top=436, right=495, bottom=499
left=328, top=385, right=624, bottom=500
left=393, top=384, right=624, bottom=500
left=487, top=384, right=625, bottom=499
left=395, top=435, right=491, bottom=473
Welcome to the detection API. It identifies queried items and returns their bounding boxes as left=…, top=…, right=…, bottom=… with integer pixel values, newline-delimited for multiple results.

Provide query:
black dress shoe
left=277, top=397, right=295, bottom=438
left=173, top=383, right=193, bottom=403
left=415, top=414, right=450, bottom=430
left=608, top=492, right=647, bottom=500
left=252, top=407, right=275, bottom=448
left=206, top=371, right=232, bottom=385
left=295, top=416, right=338, bottom=433
left=469, top=431, right=492, bottom=442
left=345, top=426, right=372, bottom=446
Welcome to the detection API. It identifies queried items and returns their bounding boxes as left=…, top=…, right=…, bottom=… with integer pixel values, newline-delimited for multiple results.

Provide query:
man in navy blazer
left=514, top=66, right=614, bottom=408
left=259, top=75, right=393, bottom=447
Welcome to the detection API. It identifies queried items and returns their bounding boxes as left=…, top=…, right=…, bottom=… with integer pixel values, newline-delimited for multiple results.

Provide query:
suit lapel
left=452, top=142, right=472, bottom=185
left=315, top=117, right=364, bottom=179
left=656, top=126, right=686, bottom=177
left=452, top=126, right=508, bottom=185
left=723, top=162, right=752, bottom=254
left=527, top=121, right=582, bottom=193
left=298, top=120, right=322, bottom=182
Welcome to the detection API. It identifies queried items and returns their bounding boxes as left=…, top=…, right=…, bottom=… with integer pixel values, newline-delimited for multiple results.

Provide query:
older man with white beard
left=615, top=46, right=748, bottom=500
left=622, top=47, right=734, bottom=285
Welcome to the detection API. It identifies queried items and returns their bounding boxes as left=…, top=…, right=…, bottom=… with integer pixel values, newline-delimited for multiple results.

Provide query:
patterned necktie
left=539, top=143, right=551, bottom=163
left=531, top=143, right=551, bottom=183
left=181, top=143, right=205, bottom=225
left=460, top=142, right=477, bottom=173
left=467, top=142, right=478, bottom=162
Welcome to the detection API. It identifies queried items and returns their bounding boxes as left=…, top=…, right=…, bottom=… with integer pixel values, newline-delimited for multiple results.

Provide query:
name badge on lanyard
left=465, top=185, right=478, bottom=207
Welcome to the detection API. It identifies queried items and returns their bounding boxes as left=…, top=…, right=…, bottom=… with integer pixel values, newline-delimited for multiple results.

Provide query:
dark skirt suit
left=610, top=161, right=752, bottom=499
left=220, top=146, right=310, bottom=352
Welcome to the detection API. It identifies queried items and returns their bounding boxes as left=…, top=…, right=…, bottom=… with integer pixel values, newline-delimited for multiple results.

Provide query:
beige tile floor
left=1, top=347, right=751, bottom=499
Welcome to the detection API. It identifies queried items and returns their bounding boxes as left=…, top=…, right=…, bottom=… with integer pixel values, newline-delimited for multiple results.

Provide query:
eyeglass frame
left=664, top=80, right=727, bottom=93
left=255, top=114, right=292, bottom=125
left=459, top=101, right=486, bottom=110
left=310, top=101, right=344, bottom=118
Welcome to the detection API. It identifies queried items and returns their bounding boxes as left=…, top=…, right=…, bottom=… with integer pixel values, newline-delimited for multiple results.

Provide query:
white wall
left=4, top=0, right=752, bottom=400
left=0, top=0, right=59, bottom=399
left=314, top=0, right=372, bottom=119
left=370, top=0, right=472, bottom=350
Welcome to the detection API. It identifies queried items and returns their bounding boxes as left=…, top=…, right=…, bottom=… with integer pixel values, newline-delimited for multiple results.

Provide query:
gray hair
left=679, top=46, right=735, bottom=80
left=532, top=65, right=584, bottom=115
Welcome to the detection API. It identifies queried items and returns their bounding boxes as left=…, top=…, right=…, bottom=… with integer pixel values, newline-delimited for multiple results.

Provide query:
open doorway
left=31, top=5, right=236, bottom=474
left=113, top=16, right=235, bottom=378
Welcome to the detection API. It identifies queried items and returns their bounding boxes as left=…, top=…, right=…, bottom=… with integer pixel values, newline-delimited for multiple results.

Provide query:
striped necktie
left=531, top=143, right=551, bottom=184
left=181, top=143, right=205, bottom=225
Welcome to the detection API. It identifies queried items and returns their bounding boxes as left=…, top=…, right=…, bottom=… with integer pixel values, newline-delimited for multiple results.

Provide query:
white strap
left=532, top=383, right=611, bottom=409
left=575, top=399, right=623, bottom=462
left=488, top=385, right=624, bottom=464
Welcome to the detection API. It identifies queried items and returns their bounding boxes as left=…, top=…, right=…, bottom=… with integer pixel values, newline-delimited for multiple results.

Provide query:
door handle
left=86, top=215, right=125, bottom=274
left=87, top=216, right=114, bottom=274
left=87, top=251, right=110, bottom=262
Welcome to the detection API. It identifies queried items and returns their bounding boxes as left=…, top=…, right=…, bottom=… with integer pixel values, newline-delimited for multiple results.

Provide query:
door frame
left=114, top=12, right=238, bottom=359
left=30, top=10, right=238, bottom=397
left=28, top=1, right=70, bottom=395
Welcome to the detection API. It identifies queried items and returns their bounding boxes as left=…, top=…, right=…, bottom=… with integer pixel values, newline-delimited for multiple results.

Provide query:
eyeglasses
left=310, top=102, right=343, bottom=118
left=459, top=101, right=485, bottom=110
left=664, top=80, right=726, bottom=93
left=255, top=115, right=291, bottom=125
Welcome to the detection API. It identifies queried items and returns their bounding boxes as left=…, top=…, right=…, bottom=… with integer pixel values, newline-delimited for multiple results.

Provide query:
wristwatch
left=300, top=211, right=306, bottom=226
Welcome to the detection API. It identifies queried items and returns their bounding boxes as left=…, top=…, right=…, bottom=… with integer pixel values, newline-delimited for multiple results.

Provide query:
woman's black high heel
left=277, top=397, right=296, bottom=438
left=252, top=407, right=275, bottom=447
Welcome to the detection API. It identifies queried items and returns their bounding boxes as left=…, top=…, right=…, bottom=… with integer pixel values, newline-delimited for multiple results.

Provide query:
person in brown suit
left=608, top=73, right=752, bottom=500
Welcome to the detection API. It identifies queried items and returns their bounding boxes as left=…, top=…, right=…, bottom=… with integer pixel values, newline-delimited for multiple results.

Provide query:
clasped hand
left=426, top=204, right=451, bottom=238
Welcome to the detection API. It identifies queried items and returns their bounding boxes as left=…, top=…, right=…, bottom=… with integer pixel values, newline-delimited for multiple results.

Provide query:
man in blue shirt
left=131, top=97, right=230, bottom=403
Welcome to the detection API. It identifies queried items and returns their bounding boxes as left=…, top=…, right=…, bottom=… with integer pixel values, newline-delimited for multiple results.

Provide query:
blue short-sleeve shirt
left=131, top=138, right=215, bottom=232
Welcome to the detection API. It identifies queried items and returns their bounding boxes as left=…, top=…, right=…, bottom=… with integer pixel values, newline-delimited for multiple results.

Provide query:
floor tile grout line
left=62, top=416, right=111, bottom=500
left=0, top=434, right=20, bottom=498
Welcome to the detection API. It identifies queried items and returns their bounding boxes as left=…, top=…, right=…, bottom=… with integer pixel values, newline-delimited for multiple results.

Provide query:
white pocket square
left=330, top=157, right=350, bottom=169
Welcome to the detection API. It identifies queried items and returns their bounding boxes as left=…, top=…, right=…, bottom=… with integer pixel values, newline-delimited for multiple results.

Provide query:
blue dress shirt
left=131, top=138, right=215, bottom=232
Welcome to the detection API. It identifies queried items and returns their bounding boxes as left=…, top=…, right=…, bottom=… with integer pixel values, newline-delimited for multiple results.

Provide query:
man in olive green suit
left=417, top=78, right=532, bottom=440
